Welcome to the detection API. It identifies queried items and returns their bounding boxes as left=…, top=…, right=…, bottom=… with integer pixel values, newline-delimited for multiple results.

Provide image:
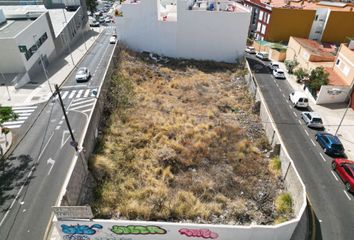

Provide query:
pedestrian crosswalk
left=57, top=88, right=97, bottom=100
left=2, top=105, right=37, bottom=129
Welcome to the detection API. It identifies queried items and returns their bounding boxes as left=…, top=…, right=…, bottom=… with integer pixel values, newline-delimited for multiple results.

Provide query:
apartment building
left=243, top=0, right=354, bottom=43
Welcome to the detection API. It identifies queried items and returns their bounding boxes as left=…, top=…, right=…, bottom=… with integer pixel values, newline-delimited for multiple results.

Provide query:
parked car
left=105, top=17, right=111, bottom=23
left=256, top=52, right=269, bottom=60
left=332, top=158, right=354, bottom=192
left=301, top=112, right=324, bottom=129
left=289, top=91, right=309, bottom=108
left=268, top=62, right=280, bottom=70
left=245, top=46, right=256, bottom=54
left=75, top=67, right=91, bottom=82
left=109, top=35, right=117, bottom=44
left=90, top=20, right=99, bottom=27
left=99, top=16, right=105, bottom=23
left=272, top=68, right=285, bottom=79
left=315, top=132, right=345, bottom=156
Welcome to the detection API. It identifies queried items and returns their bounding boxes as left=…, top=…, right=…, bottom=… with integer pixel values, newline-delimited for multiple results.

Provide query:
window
left=336, top=59, right=340, bottom=65
left=259, top=10, right=263, bottom=21
left=267, top=14, right=270, bottom=23
left=19, top=32, right=48, bottom=61
left=261, top=24, right=266, bottom=34
left=263, top=13, right=267, bottom=22
left=315, top=15, right=319, bottom=20
left=256, top=22, right=261, bottom=32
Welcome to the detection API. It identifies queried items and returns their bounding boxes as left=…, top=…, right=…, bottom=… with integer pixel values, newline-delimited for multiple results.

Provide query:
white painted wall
left=117, top=0, right=251, bottom=62
left=316, top=85, right=349, bottom=104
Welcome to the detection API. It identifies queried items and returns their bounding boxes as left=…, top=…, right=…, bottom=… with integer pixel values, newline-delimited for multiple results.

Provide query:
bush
left=275, top=192, right=292, bottom=214
left=307, top=67, right=329, bottom=92
left=293, top=68, right=309, bottom=83
left=284, top=60, right=298, bottom=74
left=269, top=156, right=281, bottom=176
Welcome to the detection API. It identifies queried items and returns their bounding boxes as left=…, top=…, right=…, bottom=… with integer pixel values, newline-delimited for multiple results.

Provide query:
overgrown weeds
left=91, top=46, right=290, bottom=225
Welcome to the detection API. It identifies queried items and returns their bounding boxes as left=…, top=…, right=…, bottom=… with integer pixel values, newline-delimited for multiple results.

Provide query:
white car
left=268, top=62, right=280, bottom=70
left=245, top=46, right=256, bottom=54
left=289, top=91, right=309, bottom=108
left=273, top=68, right=285, bottom=79
left=105, top=17, right=111, bottom=23
left=75, top=67, right=91, bottom=82
left=109, top=36, right=117, bottom=44
left=256, top=51, right=269, bottom=60
left=301, top=111, right=324, bottom=129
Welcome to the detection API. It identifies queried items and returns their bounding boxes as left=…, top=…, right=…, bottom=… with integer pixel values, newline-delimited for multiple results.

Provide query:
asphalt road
left=246, top=55, right=354, bottom=240
left=0, top=27, right=115, bottom=240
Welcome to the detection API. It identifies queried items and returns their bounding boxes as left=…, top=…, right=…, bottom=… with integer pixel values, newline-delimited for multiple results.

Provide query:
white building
left=117, top=0, right=251, bottom=63
left=0, top=5, right=87, bottom=88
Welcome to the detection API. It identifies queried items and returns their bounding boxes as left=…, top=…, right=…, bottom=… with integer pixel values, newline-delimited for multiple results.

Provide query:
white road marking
left=2, top=120, right=25, bottom=125
left=298, top=119, right=301, bottom=124
left=61, top=130, right=72, bottom=148
left=71, top=103, right=95, bottom=111
left=61, top=91, right=69, bottom=99
left=319, top=153, right=326, bottom=162
left=70, top=98, right=95, bottom=107
left=310, top=139, right=316, bottom=146
left=83, top=89, right=91, bottom=98
left=55, top=125, right=61, bottom=130
left=343, top=191, right=352, bottom=200
left=68, top=90, right=77, bottom=99
left=293, top=111, right=297, bottom=117
left=17, top=113, right=31, bottom=116
left=289, top=105, right=292, bottom=109
left=282, top=93, right=285, bottom=98
left=76, top=89, right=84, bottom=98
left=12, top=106, right=36, bottom=110
left=38, top=132, right=55, bottom=160
left=59, top=120, right=63, bottom=125
left=331, top=171, right=339, bottom=181
left=82, top=109, right=92, bottom=113
left=47, top=158, right=55, bottom=175
left=279, top=88, right=282, bottom=92
left=304, top=129, right=309, bottom=136
left=2, top=124, right=22, bottom=129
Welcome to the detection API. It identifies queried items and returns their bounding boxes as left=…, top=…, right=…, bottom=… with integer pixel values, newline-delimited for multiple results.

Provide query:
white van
left=289, top=91, right=309, bottom=108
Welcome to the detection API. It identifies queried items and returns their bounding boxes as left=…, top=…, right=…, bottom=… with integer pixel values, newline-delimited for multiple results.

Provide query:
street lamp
left=33, top=34, right=54, bottom=93
left=328, top=88, right=353, bottom=136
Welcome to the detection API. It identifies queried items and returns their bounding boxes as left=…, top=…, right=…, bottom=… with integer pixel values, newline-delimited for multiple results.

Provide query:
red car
left=332, top=158, right=354, bottom=192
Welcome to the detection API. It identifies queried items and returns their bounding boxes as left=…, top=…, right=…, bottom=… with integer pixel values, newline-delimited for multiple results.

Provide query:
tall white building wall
left=117, top=0, right=250, bottom=63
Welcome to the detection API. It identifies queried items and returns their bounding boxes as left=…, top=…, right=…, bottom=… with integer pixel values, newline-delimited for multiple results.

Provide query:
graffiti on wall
left=111, top=225, right=167, bottom=235
left=179, top=228, right=219, bottom=239
left=61, top=224, right=103, bottom=235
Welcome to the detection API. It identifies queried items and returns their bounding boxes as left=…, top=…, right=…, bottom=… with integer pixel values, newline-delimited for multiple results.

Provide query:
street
left=0, top=28, right=115, bottom=240
left=246, top=55, right=354, bottom=240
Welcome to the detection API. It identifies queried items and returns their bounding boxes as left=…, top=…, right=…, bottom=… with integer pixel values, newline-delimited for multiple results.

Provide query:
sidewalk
left=279, top=62, right=354, bottom=159
left=0, top=26, right=104, bottom=107
left=0, top=27, right=104, bottom=154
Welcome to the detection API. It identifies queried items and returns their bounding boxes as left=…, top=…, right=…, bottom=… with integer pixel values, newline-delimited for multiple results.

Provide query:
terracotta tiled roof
left=293, top=37, right=336, bottom=60
left=245, top=0, right=354, bottom=12
left=325, top=67, right=349, bottom=86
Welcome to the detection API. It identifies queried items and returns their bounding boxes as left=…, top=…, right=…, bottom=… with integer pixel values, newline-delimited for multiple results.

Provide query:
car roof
left=322, top=133, right=341, bottom=144
left=275, top=69, right=284, bottom=72
left=303, top=111, right=321, bottom=118
left=78, top=67, right=87, bottom=71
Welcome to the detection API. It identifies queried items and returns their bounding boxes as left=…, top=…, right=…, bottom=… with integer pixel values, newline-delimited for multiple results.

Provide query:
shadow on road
left=0, top=154, right=36, bottom=211
left=245, top=57, right=271, bottom=74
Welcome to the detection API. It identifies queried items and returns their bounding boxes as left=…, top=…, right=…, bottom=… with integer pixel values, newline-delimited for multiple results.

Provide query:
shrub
left=293, top=68, right=309, bottom=83
left=307, top=67, right=329, bottom=92
left=269, top=156, right=281, bottom=176
left=284, top=60, right=299, bottom=74
left=275, top=192, right=292, bottom=214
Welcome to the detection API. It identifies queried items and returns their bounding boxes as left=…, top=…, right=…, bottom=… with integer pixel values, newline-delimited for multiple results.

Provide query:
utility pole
left=55, top=84, right=78, bottom=151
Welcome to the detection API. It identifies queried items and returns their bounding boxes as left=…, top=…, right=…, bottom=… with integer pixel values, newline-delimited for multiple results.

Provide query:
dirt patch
left=90, top=46, right=291, bottom=225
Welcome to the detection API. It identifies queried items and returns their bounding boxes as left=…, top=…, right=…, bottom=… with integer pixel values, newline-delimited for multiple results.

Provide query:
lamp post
left=328, top=88, right=353, bottom=136
left=62, top=9, right=76, bottom=66
left=33, top=34, right=54, bottom=93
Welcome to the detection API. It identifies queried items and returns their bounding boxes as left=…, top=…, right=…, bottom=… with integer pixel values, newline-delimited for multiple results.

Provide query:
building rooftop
left=325, top=67, right=349, bottom=86
left=0, top=5, right=76, bottom=37
left=246, top=0, right=354, bottom=12
left=293, top=37, right=337, bottom=60
left=0, top=19, right=33, bottom=38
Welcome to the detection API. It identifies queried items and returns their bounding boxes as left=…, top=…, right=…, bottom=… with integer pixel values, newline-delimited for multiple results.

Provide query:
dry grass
left=91, top=47, right=289, bottom=225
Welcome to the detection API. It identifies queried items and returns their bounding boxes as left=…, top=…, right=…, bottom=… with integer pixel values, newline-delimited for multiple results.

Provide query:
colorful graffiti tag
left=61, top=223, right=103, bottom=236
left=111, top=225, right=167, bottom=235
left=179, top=228, right=219, bottom=239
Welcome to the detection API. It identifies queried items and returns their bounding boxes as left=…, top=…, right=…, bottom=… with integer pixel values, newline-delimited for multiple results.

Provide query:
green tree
left=284, top=60, right=299, bottom=74
left=307, top=67, right=329, bottom=92
left=86, top=0, right=97, bottom=13
left=0, top=106, right=17, bottom=126
left=293, top=67, right=309, bottom=83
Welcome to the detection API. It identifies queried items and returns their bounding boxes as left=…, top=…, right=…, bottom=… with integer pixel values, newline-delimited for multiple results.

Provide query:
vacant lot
left=90, top=46, right=292, bottom=225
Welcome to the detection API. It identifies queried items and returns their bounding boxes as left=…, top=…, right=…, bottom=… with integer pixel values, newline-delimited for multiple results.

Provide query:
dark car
left=332, top=158, right=354, bottom=192
left=315, top=132, right=345, bottom=156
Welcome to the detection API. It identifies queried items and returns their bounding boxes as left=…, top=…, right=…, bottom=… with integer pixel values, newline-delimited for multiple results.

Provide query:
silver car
left=301, top=111, right=324, bottom=129
left=273, top=68, right=285, bottom=79
left=75, top=67, right=91, bottom=82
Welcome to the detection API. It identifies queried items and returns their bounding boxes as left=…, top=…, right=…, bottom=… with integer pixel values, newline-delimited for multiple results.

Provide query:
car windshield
left=77, top=69, right=86, bottom=74
left=312, top=118, right=322, bottom=123
left=332, top=144, right=343, bottom=151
